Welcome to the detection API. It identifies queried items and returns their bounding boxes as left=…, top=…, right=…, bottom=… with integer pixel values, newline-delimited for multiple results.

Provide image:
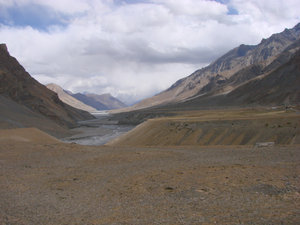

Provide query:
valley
left=0, top=128, right=299, bottom=224
left=62, top=112, right=134, bottom=146
left=1, top=21, right=300, bottom=225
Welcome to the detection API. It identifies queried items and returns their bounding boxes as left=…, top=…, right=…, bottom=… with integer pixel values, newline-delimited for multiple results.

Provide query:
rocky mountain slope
left=46, top=83, right=97, bottom=112
left=227, top=48, right=300, bottom=105
left=160, top=42, right=300, bottom=110
left=0, top=44, right=94, bottom=128
left=72, top=92, right=127, bottom=110
left=133, top=23, right=300, bottom=109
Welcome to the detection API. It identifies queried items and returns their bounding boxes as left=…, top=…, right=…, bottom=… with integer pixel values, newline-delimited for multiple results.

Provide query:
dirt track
left=0, top=131, right=299, bottom=224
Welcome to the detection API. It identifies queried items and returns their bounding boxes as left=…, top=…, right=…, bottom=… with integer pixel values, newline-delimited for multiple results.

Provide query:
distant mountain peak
left=46, top=83, right=97, bottom=112
left=72, top=92, right=127, bottom=110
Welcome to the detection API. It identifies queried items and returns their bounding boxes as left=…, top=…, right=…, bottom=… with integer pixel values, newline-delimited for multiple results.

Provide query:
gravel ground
left=0, top=140, right=299, bottom=224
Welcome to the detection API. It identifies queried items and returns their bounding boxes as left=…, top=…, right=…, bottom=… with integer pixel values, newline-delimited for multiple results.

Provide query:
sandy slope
left=0, top=128, right=299, bottom=224
left=0, top=128, right=60, bottom=144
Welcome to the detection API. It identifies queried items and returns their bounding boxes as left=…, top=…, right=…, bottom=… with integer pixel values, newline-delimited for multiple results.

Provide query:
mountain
left=0, top=95, right=73, bottom=137
left=195, top=38, right=300, bottom=97
left=169, top=46, right=300, bottom=109
left=84, top=93, right=127, bottom=109
left=71, top=93, right=108, bottom=110
left=0, top=44, right=94, bottom=129
left=72, top=92, right=127, bottom=110
left=111, top=43, right=300, bottom=126
left=46, top=83, right=97, bottom=112
left=226, top=48, right=300, bottom=105
left=132, top=23, right=300, bottom=110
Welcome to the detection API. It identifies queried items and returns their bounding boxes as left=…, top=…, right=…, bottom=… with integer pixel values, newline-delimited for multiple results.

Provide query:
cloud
left=0, top=0, right=92, bottom=14
left=153, top=0, right=228, bottom=18
left=0, top=0, right=299, bottom=104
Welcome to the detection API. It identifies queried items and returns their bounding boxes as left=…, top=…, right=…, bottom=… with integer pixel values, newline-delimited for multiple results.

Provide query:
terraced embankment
left=109, top=109, right=300, bottom=146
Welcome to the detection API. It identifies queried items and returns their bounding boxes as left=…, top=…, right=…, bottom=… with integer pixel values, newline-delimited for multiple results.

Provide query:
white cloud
left=153, top=0, right=228, bottom=18
left=0, top=0, right=299, bottom=104
left=0, top=0, right=92, bottom=14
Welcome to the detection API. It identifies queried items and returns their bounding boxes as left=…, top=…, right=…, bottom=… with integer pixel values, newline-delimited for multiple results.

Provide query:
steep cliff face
left=133, top=23, right=300, bottom=109
left=0, top=44, right=94, bottom=128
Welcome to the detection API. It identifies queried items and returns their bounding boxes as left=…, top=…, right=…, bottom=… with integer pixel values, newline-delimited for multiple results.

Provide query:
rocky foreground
left=0, top=128, right=299, bottom=224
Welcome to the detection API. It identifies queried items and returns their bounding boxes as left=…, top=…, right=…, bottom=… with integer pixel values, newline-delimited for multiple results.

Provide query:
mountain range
left=46, top=84, right=126, bottom=111
left=1, top=23, right=299, bottom=136
left=71, top=92, right=127, bottom=110
left=129, top=23, right=300, bottom=110
left=46, top=83, right=97, bottom=112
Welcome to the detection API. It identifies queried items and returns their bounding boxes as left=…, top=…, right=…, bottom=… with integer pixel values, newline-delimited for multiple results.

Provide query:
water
left=90, top=110, right=110, bottom=116
left=62, top=111, right=134, bottom=146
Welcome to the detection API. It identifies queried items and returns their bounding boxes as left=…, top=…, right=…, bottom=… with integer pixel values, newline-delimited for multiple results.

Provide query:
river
left=62, top=111, right=134, bottom=146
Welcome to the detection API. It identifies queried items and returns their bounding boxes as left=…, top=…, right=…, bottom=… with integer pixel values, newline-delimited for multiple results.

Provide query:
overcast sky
left=0, top=0, right=299, bottom=104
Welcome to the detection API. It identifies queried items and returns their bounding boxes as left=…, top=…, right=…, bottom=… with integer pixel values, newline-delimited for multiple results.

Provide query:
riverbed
left=62, top=111, right=134, bottom=145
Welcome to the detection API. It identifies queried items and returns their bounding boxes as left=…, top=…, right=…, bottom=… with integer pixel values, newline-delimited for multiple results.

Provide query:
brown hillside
left=227, top=49, right=300, bottom=105
left=0, top=95, right=74, bottom=137
left=0, top=44, right=94, bottom=128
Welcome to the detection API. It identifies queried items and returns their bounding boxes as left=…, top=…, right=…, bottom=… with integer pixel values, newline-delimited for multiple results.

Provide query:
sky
left=0, top=0, right=299, bottom=105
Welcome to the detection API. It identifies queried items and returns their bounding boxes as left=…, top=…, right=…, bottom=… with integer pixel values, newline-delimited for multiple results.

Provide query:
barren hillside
left=0, top=44, right=94, bottom=128
left=46, top=83, right=97, bottom=112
